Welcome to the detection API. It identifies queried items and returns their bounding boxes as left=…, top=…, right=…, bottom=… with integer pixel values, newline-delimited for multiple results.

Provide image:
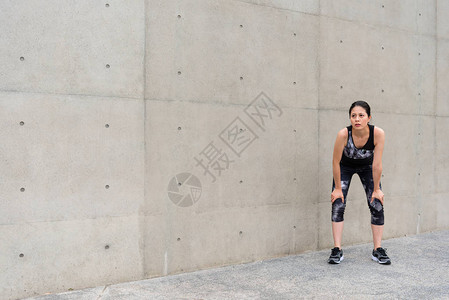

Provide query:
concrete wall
left=1, top=0, right=448, bottom=298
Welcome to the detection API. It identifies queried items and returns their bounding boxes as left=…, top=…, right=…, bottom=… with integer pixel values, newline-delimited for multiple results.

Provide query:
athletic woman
left=328, top=101, right=391, bottom=265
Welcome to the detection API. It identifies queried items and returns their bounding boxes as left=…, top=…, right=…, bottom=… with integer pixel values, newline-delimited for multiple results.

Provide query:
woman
left=328, top=101, right=391, bottom=265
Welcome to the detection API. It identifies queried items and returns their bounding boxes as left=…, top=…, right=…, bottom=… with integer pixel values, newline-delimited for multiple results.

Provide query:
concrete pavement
left=24, top=230, right=449, bottom=299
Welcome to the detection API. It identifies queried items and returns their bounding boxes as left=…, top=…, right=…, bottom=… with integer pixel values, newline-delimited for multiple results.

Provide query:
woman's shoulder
left=337, top=127, right=349, bottom=139
left=373, top=126, right=385, bottom=136
left=373, top=126, right=385, bottom=146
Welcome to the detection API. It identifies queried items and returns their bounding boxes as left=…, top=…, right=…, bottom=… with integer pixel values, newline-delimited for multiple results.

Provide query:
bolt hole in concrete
left=106, top=64, right=110, bottom=68
left=239, top=231, right=243, bottom=235
left=340, top=85, right=343, bottom=89
left=20, top=57, right=25, bottom=61
left=293, top=226, right=296, bottom=229
left=105, top=124, right=110, bottom=128
left=19, top=253, right=24, bottom=257
left=178, top=182, right=182, bottom=186
left=20, top=188, right=25, bottom=192
left=293, top=33, right=296, bottom=36
left=178, top=126, right=182, bottom=130
left=381, top=89, right=385, bottom=93
left=240, top=24, right=243, bottom=28
left=105, top=245, right=110, bottom=249
left=177, top=238, right=181, bottom=241
left=177, top=14, right=181, bottom=18
left=105, top=185, right=110, bottom=189
left=239, top=180, right=243, bottom=183
left=178, top=71, right=181, bottom=75
left=293, top=81, right=296, bottom=85
left=240, top=76, right=243, bottom=80
left=105, top=3, right=109, bottom=7
left=340, top=40, right=343, bottom=43
left=19, top=121, right=25, bottom=126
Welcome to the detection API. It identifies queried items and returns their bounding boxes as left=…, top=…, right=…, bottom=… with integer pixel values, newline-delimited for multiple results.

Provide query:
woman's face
left=350, top=106, right=371, bottom=130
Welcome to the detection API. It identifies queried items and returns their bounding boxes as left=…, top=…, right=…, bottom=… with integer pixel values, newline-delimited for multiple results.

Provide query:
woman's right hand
left=331, top=188, right=344, bottom=203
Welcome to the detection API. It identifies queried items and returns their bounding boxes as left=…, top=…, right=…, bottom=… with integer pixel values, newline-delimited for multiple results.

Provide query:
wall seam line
left=316, top=0, right=322, bottom=251
left=142, top=0, right=149, bottom=279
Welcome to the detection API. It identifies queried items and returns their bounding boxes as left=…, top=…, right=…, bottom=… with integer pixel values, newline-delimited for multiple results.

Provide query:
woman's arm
left=371, top=127, right=385, bottom=204
left=331, top=129, right=347, bottom=203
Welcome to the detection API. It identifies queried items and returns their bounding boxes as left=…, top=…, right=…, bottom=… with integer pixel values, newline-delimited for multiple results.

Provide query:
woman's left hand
left=371, top=189, right=384, bottom=205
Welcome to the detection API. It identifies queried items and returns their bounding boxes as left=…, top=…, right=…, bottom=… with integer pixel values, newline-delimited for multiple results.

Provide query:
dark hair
left=349, top=101, right=371, bottom=117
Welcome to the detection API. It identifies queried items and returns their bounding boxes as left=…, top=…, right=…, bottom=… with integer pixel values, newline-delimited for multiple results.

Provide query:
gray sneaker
left=372, top=247, right=391, bottom=265
left=328, top=247, right=344, bottom=264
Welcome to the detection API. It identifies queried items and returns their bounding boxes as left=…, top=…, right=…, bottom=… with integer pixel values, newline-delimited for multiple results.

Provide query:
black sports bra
left=340, top=124, right=375, bottom=167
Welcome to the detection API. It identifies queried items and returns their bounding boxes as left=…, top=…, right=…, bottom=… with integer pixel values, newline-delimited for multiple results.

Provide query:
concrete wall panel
left=375, top=113, right=418, bottom=197
left=320, top=17, right=434, bottom=115
left=419, top=194, right=438, bottom=233
left=0, top=216, right=143, bottom=299
left=145, top=0, right=319, bottom=109
left=437, top=193, right=449, bottom=229
left=317, top=202, right=332, bottom=249
left=384, top=196, right=419, bottom=239
left=416, top=35, right=437, bottom=116
left=415, top=116, right=437, bottom=195
left=144, top=99, right=224, bottom=215
left=0, top=93, right=144, bottom=224
left=436, top=117, right=449, bottom=193
left=437, top=0, right=449, bottom=39
left=437, top=39, right=449, bottom=116
left=0, top=1, right=144, bottom=98
left=318, top=109, right=348, bottom=204
left=321, top=0, right=435, bottom=35
left=142, top=214, right=167, bottom=278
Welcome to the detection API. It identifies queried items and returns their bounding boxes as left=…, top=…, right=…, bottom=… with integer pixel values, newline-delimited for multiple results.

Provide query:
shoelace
left=331, top=248, right=341, bottom=256
left=377, top=247, right=388, bottom=256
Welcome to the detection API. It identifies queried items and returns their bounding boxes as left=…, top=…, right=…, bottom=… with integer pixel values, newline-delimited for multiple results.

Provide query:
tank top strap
left=367, top=124, right=375, bottom=149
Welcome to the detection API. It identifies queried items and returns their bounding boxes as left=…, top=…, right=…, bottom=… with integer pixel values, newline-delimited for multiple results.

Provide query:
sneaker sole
left=328, top=255, right=344, bottom=264
left=371, top=255, right=391, bottom=265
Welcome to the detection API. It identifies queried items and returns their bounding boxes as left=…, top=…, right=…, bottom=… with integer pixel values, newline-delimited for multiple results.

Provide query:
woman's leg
left=358, top=166, right=384, bottom=248
left=371, top=224, right=383, bottom=249
left=331, top=166, right=353, bottom=248
left=332, top=221, right=344, bottom=249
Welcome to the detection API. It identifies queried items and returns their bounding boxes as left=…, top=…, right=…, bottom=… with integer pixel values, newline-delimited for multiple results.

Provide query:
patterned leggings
left=332, top=164, right=384, bottom=225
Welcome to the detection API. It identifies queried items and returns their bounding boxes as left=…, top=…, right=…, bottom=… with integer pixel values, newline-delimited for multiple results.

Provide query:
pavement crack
left=96, top=285, right=110, bottom=300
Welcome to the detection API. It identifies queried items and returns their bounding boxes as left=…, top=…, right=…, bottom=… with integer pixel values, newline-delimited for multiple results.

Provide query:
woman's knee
left=369, top=198, right=384, bottom=225
left=332, top=198, right=346, bottom=222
